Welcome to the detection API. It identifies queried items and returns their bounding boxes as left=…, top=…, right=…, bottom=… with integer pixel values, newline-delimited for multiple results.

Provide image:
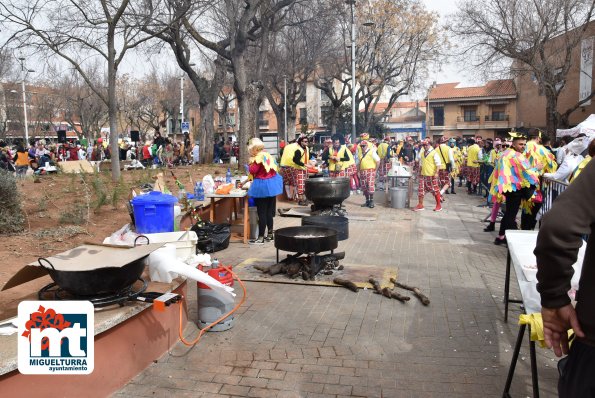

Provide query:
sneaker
left=249, top=237, right=265, bottom=245
left=356, top=189, right=362, bottom=195
left=413, top=204, right=425, bottom=212
left=494, top=237, right=507, bottom=246
left=298, top=200, right=308, bottom=206
left=264, top=233, right=274, bottom=242
left=433, top=204, right=442, bottom=212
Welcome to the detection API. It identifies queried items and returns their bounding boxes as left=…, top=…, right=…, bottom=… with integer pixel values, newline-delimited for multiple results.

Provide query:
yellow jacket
left=280, top=142, right=309, bottom=170
left=328, top=145, right=355, bottom=171
left=466, top=144, right=481, bottom=167
left=420, top=149, right=439, bottom=176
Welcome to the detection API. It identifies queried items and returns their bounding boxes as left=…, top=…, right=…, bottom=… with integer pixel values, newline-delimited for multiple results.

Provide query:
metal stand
left=502, top=323, right=539, bottom=398
left=504, top=250, right=522, bottom=323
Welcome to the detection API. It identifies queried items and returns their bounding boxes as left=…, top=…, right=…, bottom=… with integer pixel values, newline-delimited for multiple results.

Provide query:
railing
left=540, top=177, right=569, bottom=216
left=457, top=116, right=480, bottom=122
left=429, top=117, right=444, bottom=126
left=484, top=114, right=509, bottom=122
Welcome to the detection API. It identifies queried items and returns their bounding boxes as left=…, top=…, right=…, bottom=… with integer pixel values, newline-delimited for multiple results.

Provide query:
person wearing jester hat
left=492, top=132, right=539, bottom=245
left=413, top=138, right=443, bottom=212
left=280, top=135, right=310, bottom=205
left=247, top=138, right=283, bottom=244
left=521, top=128, right=557, bottom=230
left=357, top=140, right=380, bottom=208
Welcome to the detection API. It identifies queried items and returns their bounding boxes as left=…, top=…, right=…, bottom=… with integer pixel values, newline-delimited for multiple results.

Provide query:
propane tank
left=197, top=263, right=235, bottom=331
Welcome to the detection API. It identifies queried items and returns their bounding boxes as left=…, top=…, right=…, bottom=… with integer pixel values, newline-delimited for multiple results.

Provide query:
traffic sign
left=181, top=122, right=190, bottom=133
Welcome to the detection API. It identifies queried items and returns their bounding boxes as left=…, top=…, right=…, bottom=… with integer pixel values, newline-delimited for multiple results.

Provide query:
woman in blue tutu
left=247, top=138, right=283, bottom=244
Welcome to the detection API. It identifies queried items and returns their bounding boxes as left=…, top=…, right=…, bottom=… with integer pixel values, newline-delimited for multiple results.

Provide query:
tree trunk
left=545, top=91, right=559, bottom=138
left=199, top=103, right=215, bottom=163
left=107, top=27, right=120, bottom=181
left=287, top=115, right=297, bottom=141
left=237, top=83, right=261, bottom=164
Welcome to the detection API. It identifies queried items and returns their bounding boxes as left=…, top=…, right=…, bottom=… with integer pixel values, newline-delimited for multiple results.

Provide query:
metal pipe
left=350, top=1, right=356, bottom=143
left=21, top=78, right=29, bottom=145
left=180, top=76, right=184, bottom=132
left=284, top=76, right=288, bottom=143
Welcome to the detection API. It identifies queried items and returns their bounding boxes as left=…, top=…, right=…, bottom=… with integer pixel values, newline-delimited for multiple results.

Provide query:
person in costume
left=279, top=136, right=310, bottom=205
left=484, top=139, right=509, bottom=232
left=246, top=138, right=283, bottom=245
left=328, top=134, right=356, bottom=178
left=544, top=137, right=585, bottom=183
left=465, top=137, right=483, bottom=194
left=377, top=136, right=392, bottom=188
left=521, top=128, right=557, bottom=230
left=413, top=138, right=443, bottom=212
left=492, top=132, right=539, bottom=245
left=357, top=140, right=380, bottom=208
left=569, top=138, right=595, bottom=183
left=279, top=139, right=298, bottom=199
left=448, top=138, right=462, bottom=194
left=437, top=136, right=455, bottom=197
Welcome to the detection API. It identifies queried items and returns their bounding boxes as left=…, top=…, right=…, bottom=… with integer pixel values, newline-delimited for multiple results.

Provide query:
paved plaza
left=115, top=191, right=559, bottom=398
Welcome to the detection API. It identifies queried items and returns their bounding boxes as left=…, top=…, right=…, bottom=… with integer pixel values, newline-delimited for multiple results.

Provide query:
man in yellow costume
left=413, top=138, right=443, bottom=212
left=377, top=136, right=392, bottom=188
left=465, top=137, right=483, bottom=194
left=522, top=128, right=557, bottom=230
left=279, top=135, right=310, bottom=205
left=437, top=136, right=455, bottom=197
left=357, top=140, right=380, bottom=208
left=328, top=134, right=356, bottom=178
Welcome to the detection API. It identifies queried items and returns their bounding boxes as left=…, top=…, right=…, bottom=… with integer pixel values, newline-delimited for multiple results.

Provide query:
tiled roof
left=429, top=80, right=516, bottom=100
left=374, top=101, right=426, bottom=111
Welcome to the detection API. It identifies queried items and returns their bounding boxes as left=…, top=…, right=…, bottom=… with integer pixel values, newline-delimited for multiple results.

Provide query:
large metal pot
left=305, top=177, right=350, bottom=208
left=302, top=216, right=349, bottom=241
left=38, top=257, right=146, bottom=296
left=275, top=226, right=338, bottom=253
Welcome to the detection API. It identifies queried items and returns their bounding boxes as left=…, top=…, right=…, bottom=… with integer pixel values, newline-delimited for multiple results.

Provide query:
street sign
left=181, top=122, right=190, bottom=133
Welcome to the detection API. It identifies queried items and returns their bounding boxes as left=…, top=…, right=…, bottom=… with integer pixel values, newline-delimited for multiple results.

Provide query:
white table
left=502, top=230, right=586, bottom=398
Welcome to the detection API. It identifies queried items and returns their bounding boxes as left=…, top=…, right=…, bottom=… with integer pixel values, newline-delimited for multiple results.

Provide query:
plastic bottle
left=226, top=168, right=232, bottom=183
left=196, top=182, right=205, bottom=201
left=212, top=258, right=219, bottom=269
left=323, top=168, right=330, bottom=177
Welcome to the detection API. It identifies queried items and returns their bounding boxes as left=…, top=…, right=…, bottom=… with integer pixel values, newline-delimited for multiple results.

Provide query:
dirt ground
left=0, top=164, right=232, bottom=290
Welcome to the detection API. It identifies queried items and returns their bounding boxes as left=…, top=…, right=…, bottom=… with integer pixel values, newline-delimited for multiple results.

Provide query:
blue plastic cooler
left=131, top=191, right=178, bottom=233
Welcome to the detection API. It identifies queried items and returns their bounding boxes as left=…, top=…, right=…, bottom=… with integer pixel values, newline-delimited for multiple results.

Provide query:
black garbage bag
left=191, top=221, right=231, bottom=253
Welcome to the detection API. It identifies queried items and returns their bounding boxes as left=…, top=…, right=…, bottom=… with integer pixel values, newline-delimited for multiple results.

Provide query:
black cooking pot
left=275, top=226, right=338, bottom=253
left=302, top=215, right=349, bottom=241
left=37, top=236, right=150, bottom=296
left=305, top=177, right=350, bottom=208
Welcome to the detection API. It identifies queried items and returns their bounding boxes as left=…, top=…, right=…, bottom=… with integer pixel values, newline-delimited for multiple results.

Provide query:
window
left=320, top=89, right=330, bottom=103
left=299, top=108, right=308, bottom=125
left=432, top=107, right=444, bottom=126
left=463, top=107, right=479, bottom=122
left=320, top=106, right=331, bottom=125
left=226, top=113, right=235, bottom=126
left=258, top=111, right=268, bottom=127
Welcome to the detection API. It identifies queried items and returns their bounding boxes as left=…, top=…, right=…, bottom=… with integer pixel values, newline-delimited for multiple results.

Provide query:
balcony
left=428, top=117, right=445, bottom=130
left=484, top=114, right=510, bottom=128
left=456, top=115, right=481, bottom=129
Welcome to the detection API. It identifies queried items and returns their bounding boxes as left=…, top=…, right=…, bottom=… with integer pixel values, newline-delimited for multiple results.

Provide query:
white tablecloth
left=506, top=230, right=585, bottom=314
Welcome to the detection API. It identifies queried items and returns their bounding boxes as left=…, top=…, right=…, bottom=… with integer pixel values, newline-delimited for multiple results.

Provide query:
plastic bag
left=103, top=224, right=139, bottom=246
left=202, top=174, right=215, bottom=194
left=192, top=222, right=231, bottom=253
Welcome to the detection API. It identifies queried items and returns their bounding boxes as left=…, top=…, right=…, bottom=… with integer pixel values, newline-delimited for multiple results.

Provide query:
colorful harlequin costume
left=521, top=139, right=558, bottom=217
left=489, top=148, right=539, bottom=203
left=569, top=155, right=592, bottom=183
left=247, top=150, right=283, bottom=198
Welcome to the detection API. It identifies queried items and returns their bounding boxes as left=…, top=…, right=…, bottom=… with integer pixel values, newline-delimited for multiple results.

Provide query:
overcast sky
left=422, top=0, right=480, bottom=87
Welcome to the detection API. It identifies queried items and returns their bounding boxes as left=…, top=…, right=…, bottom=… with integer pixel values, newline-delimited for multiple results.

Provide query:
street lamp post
left=347, top=0, right=356, bottom=144
left=426, top=81, right=436, bottom=139
left=180, top=76, right=184, bottom=133
left=18, top=57, right=35, bottom=145
left=283, top=75, right=288, bottom=143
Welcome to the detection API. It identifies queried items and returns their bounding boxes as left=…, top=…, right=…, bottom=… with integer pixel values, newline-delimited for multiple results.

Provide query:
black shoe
left=445, top=191, right=450, bottom=195
left=250, top=237, right=265, bottom=245
left=494, top=237, right=507, bottom=246
left=265, top=233, right=274, bottom=242
left=450, top=190, right=456, bottom=194
left=361, top=200, right=370, bottom=207
left=368, top=200, right=375, bottom=208
left=484, top=222, right=495, bottom=232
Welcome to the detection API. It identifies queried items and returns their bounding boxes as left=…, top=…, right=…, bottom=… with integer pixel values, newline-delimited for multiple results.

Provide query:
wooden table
left=205, top=191, right=249, bottom=244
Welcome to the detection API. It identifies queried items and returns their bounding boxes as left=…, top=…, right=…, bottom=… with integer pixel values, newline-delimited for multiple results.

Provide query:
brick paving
left=115, top=190, right=560, bottom=397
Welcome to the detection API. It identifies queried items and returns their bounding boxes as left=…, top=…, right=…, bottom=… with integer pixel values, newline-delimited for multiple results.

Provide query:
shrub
left=0, top=171, right=25, bottom=234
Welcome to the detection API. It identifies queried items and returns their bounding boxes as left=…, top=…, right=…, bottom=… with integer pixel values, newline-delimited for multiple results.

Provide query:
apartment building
left=515, top=21, right=595, bottom=129
left=427, top=80, right=517, bottom=140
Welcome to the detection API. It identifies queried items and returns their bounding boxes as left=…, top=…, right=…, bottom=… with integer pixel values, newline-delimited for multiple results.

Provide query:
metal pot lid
left=28, top=243, right=164, bottom=272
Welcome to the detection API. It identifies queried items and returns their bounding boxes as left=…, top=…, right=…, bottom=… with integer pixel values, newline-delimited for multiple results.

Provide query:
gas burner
left=38, top=278, right=148, bottom=308
left=310, top=204, right=347, bottom=217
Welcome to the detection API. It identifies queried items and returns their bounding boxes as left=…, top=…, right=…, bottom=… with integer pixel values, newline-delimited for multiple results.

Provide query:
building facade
left=427, top=80, right=517, bottom=140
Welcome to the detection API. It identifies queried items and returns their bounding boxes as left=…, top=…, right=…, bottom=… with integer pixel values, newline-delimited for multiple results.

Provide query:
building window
left=226, top=113, right=235, bottom=126
left=320, top=106, right=331, bottom=125
left=320, top=89, right=330, bottom=103
left=299, top=108, right=308, bottom=125
left=432, top=107, right=444, bottom=126
left=463, top=107, right=479, bottom=122
left=258, top=111, right=268, bottom=127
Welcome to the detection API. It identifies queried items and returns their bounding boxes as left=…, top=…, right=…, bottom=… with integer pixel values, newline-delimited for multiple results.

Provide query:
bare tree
left=356, top=0, right=444, bottom=133
left=0, top=0, right=179, bottom=180
left=452, top=0, right=595, bottom=134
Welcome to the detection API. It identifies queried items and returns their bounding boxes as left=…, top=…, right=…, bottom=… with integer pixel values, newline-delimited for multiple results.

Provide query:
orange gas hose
left=178, top=264, right=247, bottom=346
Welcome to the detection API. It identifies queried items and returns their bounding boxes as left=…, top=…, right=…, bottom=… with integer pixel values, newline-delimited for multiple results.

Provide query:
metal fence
left=540, top=177, right=569, bottom=215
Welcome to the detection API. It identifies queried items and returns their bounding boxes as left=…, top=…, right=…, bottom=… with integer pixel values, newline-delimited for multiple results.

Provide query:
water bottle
left=226, top=168, right=232, bottom=183
left=196, top=182, right=205, bottom=201
left=212, top=258, right=219, bottom=269
left=323, top=168, right=330, bottom=177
